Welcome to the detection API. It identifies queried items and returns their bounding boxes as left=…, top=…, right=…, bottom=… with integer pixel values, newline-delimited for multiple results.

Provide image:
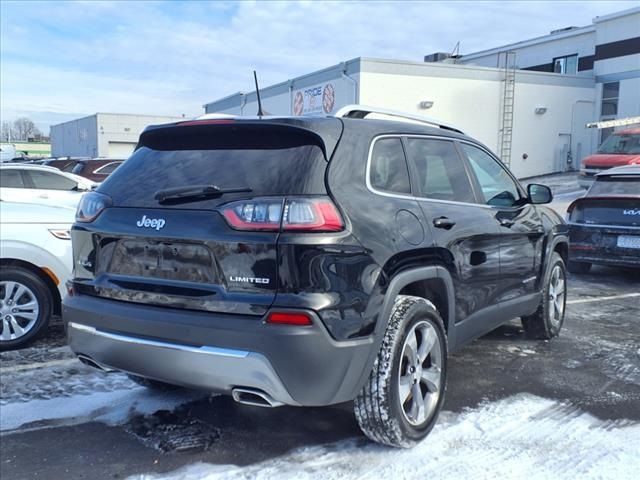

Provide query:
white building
left=459, top=7, right=640, bottom=144
left=50, top=113, right=181, bottom=159
left=204, top=7, right=639, bottom=178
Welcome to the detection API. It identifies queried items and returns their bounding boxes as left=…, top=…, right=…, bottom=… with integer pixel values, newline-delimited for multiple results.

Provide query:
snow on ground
left=0, top=383, right=204, bottom=432
left=131, top=394, right=640, bottom=480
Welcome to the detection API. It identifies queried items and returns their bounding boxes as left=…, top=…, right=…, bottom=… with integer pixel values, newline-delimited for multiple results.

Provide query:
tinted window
left=101, top=145, right=327, bottom=209
left=370, top=138, right=411, bottom=194
left=0, top=170, right=25, bottom=188
left=590, top=177, right=640, bottom=196
left=462, top=144, right=522, bottom=207
left=406, top=138, right=474, bottom=203
left=95, top=162, right=121, bottom=174
left=61, top=162, right=79, bottom=172
left=26, top=171, right=78, bottom=190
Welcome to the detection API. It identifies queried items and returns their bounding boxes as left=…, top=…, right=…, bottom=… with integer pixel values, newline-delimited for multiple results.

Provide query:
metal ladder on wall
left=498, top=51, right=516, bottom=167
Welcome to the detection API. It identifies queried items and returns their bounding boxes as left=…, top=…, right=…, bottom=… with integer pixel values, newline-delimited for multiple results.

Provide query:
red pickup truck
left=578, top=128, right=640, bottom=188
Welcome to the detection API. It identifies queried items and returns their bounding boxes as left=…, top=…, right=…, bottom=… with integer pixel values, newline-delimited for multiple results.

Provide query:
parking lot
left=1, top=174, right=639, bottom=480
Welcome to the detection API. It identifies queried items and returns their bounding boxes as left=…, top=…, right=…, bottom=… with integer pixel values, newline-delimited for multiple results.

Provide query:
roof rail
left=333, top=104, right=464, bottom=134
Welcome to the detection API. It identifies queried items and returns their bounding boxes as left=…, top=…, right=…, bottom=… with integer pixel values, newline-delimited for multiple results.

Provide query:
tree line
left=1, top=118, right=46, bottom=142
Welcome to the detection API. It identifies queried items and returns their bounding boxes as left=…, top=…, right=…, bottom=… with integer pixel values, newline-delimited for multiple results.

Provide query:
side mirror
left=75, top=183, right=90, bottom=192
left=527, top=184, right=553, bottom=204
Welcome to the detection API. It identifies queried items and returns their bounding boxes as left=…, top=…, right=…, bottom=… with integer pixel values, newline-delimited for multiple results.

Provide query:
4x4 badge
left=136, top=215, right=166, bottom=230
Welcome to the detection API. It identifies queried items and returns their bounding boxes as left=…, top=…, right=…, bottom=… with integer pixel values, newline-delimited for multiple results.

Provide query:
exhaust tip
left=77, top=354, right=112, bottom=372
left=232, top=388, right=283, bottom=408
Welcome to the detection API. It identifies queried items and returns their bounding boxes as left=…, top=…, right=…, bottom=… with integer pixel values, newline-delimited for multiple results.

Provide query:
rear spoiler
left=138, top=118, right=344, bottom=161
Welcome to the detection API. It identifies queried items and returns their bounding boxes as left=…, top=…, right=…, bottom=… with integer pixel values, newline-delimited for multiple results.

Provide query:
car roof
left=0, top=162, right=96, bottom=184
left=0, top=163, right=64, bottom=173
left=142, top=115, right=471, bottom=161
left=596, top=165, right=640, bottom=176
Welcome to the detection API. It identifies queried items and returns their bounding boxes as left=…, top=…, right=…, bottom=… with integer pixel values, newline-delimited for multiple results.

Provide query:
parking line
left=567, top=292, right=640, bottom=305
left=0, top=358, right=78, bottom=373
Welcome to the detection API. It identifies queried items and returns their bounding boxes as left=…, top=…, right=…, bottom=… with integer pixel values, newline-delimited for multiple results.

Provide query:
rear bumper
left=67, top=321, right=298, bottom=405
left=568, top=224, right=640, bottom=267
left=63, top=294, right=374, bottom=406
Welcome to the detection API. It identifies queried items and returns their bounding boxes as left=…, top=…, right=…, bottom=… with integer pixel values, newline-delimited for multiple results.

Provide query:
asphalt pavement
left=1, top=172, right=638, bottom=480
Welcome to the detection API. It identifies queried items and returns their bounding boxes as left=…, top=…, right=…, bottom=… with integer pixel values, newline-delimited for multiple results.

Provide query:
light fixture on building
left=419, top=101, right=434, bottom=109
left=535, top=106, right=548, bottom=115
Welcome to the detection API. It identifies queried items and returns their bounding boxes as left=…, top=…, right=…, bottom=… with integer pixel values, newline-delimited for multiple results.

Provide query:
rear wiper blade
left=154, top=185, right=252, bottom=204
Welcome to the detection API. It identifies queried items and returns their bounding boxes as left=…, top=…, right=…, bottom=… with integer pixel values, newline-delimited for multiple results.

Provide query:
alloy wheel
left=397, top=320, right=443, bottom=426
left=0, top=281, right=40, bottom=341
left=548, top=265, right=566, bottom=327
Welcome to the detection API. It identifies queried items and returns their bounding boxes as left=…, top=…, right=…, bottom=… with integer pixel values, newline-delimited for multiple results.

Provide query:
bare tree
left=1, top=121, right=13, bottom=142
left=12, top=117, right=41, bottom=141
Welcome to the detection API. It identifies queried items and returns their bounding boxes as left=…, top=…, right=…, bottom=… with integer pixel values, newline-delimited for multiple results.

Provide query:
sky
left=1, top=0, right=637, bottom=133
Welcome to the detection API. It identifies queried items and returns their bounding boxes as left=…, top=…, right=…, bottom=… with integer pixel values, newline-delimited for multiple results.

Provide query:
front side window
left=461, top=144, right=522, bottom=207
left=369, top=138, right=411, bottom=195
left=26, top=171, right=78, bottom=190
left=405, top=138, right=475, bottom=203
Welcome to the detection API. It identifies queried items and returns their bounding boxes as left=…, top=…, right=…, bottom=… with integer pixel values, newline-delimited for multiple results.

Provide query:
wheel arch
left=351, top=265, right=456, bottom=401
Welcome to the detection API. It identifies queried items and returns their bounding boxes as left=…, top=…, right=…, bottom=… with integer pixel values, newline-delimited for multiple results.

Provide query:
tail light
left=221, top=197, right=344, bottom=232
left=76, top=192, right=112, bottom=223
left=266, top=311, right=313, bottom=326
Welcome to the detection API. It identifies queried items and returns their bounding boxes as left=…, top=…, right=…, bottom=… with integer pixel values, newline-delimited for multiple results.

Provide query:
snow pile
left=132, top=393, right=640, bottom=480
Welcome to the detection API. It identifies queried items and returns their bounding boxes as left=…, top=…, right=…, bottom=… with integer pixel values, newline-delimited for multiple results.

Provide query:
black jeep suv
left=63, top=110, right=569, bottom=447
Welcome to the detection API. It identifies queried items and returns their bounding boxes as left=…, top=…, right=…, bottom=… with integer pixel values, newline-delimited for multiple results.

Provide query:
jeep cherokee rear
left=63, top=111, right=569, bottom=447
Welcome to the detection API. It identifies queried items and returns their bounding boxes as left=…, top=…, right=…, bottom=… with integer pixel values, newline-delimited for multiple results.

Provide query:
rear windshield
left=589, top=177, right=640, bottom=196
left=597, top=133, right=640, bottom=154
left=99, top=128, right=328, bottom=208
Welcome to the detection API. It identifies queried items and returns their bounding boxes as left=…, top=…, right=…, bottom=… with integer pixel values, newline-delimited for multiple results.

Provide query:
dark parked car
left=71, top=159, right=123, bottom=182
left=567, top=165, right=640, bottom=273
left=63, top=107, right=569, bottom=447
left=41, top=157, right=90, bottom=172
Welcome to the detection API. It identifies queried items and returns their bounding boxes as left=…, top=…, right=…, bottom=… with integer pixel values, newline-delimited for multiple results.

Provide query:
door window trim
left=365, top=134, right=514, bottom=210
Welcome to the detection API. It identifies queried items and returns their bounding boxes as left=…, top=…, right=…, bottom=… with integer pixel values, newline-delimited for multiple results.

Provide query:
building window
left=600, top=82, right=620, bottom=143
left=553, top=54, right=578, bottom=75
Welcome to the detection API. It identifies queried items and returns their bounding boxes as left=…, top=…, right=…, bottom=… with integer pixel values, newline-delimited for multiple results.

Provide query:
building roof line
left=204, top=57, right=361, bottom=108
left=593, top=6, right=640, bottom=24
left=460, top=24, right=595, bottom=61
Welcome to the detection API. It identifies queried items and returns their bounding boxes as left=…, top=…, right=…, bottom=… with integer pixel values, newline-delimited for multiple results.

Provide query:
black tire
left=127, top=374, right=182, bottom=391
left=0, top=267, right=53, bottom=351
left=567, top=260, right=591, bottom=274
left=522, top=252, right=567, bottom=339
left=354, top=295, right=447, bottom=448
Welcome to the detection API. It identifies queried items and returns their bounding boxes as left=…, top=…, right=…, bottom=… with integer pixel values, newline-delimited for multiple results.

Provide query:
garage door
left=108, top=142, right=136, bottom=159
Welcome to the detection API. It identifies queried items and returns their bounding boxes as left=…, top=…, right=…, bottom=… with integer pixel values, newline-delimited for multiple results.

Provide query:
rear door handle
left=433, top=217, right=456, bottom=230
left=499, top=218, right=515, bottom=228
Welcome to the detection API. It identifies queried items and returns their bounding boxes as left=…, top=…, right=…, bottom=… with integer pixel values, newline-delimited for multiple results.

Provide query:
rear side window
left=0, top=170, right=25, bottom=188
left=369, top=138, right=411, bottom=195
left=100, top=126, right=329, bottom=208
left=25, top=171, right=78, bottom=191
left=405, top=138, right=475, bottom=203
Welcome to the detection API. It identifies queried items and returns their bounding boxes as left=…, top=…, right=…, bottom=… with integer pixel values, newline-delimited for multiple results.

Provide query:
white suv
left=0, top=201, right=74, bottom=350
left=0, top=164, right=95, bottom=208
